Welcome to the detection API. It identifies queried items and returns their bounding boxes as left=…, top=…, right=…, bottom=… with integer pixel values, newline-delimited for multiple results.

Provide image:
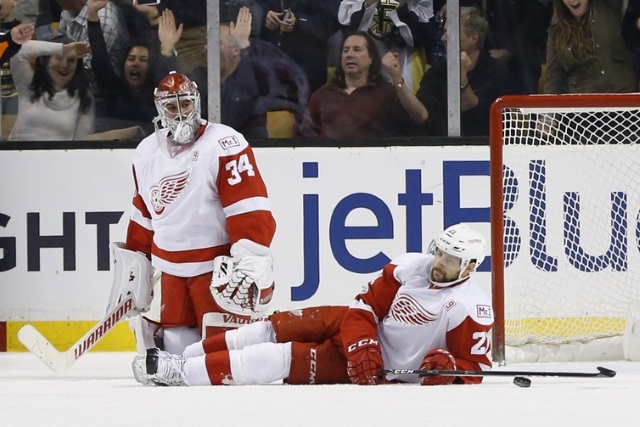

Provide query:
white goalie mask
left=428, top=224, right=486, bottom=287
left=154, top=71, right=201, bottom=145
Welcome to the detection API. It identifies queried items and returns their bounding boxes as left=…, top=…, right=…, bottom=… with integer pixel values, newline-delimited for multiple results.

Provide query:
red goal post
left=490, top=94, right=640, bottom=364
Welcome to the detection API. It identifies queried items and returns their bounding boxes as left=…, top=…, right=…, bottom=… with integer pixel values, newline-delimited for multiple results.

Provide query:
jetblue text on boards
left=1, top=161, right=490, bottom=300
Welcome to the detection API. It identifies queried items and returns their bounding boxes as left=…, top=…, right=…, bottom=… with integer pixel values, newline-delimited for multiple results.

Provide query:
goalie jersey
left=125, top=122, right=276, bottom=277
left=342, top=252, right=494, bottom=383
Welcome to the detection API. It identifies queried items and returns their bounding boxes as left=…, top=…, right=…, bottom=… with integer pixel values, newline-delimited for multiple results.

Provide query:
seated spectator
left=156, top=7, right=309, bottom=139
left=397, top=6, right=513, bottom=136
left=544, top=0, right=637, bottom=94
left=9, top=36, right=94, bottom=140
left=254, top=0, right=341, bottom=95
left=623, top=0, right=640, bottom=87
left=58, top=0, right=130, bottom=74
left=87, top=0, right=156, bottom=134
left=303, top=31, right=414, bottom=139
left=339, top=0, right=437, bottom=92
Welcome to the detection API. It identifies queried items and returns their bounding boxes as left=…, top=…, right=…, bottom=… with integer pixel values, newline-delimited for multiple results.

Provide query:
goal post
left=490, top=94, right=640, bottom=364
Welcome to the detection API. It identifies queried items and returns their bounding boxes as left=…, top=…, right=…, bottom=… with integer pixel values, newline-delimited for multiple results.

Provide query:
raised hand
left=10, top=23, right=35, bottom=45
left=230, top=6, right=252, bottom=49
left=62, top=42, right=91, bottom=58
left=87, top=0, right=109, bottom=13
left=133, top=0, right=160, bottom=26
left=87, top=0, right=109, bottom=22
left=158, top=9, right=183, bottom=56
left=381, top=51, right=402, bottom=82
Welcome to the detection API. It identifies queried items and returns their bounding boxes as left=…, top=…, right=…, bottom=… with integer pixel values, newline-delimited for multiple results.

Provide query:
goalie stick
left=380, top=366, right=616, bottom=378
left=17, top=294, right=135, bottom=373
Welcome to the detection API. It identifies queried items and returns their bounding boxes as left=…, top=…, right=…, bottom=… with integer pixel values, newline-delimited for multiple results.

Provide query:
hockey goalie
left=106, top=72, right=276, bottom=385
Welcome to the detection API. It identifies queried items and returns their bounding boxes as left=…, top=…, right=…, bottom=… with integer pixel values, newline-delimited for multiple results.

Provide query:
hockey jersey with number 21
left=342, top=252, right=494, bottom=384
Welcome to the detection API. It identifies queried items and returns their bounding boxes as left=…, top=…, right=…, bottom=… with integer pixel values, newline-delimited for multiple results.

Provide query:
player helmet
left=154, top=71, right=201, bottom=145
left=429, top=224, right=486, bottom=286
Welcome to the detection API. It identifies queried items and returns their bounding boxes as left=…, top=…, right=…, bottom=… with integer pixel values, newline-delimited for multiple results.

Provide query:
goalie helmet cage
left=489, top=94, right=640, bottom=364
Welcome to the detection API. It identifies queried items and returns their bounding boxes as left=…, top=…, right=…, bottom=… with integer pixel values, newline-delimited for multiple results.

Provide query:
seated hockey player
left=141, top=223, right=494, bottom=386
left=106, top=71, right=276, bottom=385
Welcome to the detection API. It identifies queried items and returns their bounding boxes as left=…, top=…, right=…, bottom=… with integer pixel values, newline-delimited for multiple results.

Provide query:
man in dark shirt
left=401, top=7, right=513, bottom=136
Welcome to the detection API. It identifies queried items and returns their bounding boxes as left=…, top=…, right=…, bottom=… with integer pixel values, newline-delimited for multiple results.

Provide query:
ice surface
left=1, top=352, right=639, bottom=426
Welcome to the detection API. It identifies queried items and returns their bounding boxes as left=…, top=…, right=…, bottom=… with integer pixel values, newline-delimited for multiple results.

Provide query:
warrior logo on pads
left=149, top=167, right=191, bottom=214
left=218, top=135, right=240, bottom=150
left=390, top=294, right=438, bottom=325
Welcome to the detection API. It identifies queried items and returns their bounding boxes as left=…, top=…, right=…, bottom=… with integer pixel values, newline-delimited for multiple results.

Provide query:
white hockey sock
left=225, top=320, right=275, bottom=350
left=164, top=326, right=201, bottom=355
left=229, top=341, right=292, bottom=385
left=184, top=355, right=210, bottom=386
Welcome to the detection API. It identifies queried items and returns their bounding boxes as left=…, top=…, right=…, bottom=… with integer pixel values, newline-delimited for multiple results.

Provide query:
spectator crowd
left=0, top=0, right=639, bottom=142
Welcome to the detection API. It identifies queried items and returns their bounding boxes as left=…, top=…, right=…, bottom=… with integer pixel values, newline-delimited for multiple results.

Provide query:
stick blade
left=596, top=366, right=616, bottom=378
left=17, top=324, right=64, bottom=373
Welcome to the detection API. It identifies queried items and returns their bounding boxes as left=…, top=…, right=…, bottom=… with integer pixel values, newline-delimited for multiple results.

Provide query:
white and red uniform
left=125, top=122, right=276, bottom=331
left=194, top=251, right=493, bottom=385
left=341, top=252, right=494, bottom=384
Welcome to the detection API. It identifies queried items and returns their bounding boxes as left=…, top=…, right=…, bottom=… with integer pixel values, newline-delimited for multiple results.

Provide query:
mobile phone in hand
left=136, top=0, right=161, bottom=5
left=283, top=9, right=292, bottom=20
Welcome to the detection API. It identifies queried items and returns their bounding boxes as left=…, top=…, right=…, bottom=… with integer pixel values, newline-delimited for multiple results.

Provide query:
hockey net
left=490, top=94, right=640, bottom=364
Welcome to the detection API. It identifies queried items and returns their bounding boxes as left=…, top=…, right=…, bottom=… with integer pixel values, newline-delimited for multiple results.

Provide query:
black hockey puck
left=513, top=376, right=531, bottom=388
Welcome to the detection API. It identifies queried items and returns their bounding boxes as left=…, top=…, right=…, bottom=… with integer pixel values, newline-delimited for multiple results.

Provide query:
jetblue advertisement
left=0, top=146, right=492, bottom=321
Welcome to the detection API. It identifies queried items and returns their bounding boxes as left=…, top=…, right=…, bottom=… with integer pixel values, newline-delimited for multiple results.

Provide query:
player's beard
left=430, top=266, right=454, bottom=283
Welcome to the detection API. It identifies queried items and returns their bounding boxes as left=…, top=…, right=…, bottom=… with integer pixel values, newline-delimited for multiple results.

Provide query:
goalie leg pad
left=129, top=315, right=163, bottom=355
left=107, top=242, right=154, bottom=315
left=164, top=326, right=201, bottom=355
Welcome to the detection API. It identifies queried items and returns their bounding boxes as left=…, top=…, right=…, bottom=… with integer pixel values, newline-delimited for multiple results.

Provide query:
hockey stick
left=17, top=295, right=135, bottom=373
left=380, top=366, right=616, bottom=378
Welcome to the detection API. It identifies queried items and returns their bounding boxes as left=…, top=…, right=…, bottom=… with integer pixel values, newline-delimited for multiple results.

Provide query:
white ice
left=1, top=352, right=638, bottom=427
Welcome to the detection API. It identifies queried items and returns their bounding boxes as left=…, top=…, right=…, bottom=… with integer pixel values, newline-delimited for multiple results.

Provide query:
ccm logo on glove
left=347, top=338, right=379, bottom=353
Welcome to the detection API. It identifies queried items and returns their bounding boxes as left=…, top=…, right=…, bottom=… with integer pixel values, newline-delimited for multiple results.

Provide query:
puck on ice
left=513, top=376, right=531, bottom=388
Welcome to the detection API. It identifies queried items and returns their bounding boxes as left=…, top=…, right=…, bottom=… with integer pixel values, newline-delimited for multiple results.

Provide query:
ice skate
left=145, top=348, right=187, bottom=386
left=131, top=354, right=153, bottom=385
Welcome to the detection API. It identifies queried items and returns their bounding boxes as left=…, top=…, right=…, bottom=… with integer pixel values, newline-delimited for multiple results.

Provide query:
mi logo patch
left=476, top=305, right=492, bottom=319
left=219, top=135, right=240, bottom=150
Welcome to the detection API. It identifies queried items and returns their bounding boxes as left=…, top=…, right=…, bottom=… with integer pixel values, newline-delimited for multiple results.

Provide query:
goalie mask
left=154, top=71, right=201, bottom=145
left=428, top=224, right=486, bottom=287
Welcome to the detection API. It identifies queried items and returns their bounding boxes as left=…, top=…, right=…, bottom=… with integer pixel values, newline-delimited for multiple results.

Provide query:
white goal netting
left=493, top=96, right=640, bottom=362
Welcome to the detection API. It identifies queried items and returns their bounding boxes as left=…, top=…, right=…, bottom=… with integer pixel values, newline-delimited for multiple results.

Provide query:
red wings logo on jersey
left=390, top=294, right=438, bottom=326
left=149, top=167, right=191, bottom=215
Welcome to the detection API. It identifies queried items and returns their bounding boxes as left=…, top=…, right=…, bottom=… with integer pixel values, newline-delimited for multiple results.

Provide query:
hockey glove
left=346, top=339, right=383, bottom=385
left=210, top=239, right=275, bottom=317
left=420, top=348, right=457, bottom=386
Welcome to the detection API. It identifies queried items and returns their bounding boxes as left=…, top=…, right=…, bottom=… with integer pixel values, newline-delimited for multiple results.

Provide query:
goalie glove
left=210, top=239, right=275, bottom=317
